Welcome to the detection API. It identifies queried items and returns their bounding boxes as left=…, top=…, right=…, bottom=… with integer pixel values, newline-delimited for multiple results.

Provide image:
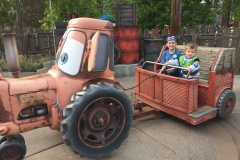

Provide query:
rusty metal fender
left=82, top=78, right=125, bottom=90
left=211, top=86, right=231, bottom=107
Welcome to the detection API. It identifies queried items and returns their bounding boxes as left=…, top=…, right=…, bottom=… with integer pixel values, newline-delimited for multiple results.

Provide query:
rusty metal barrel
left=143, top=39, right=165, bottom=71
left=114, top=26, right=140, bottom=64
left=2, top=24, right=20, bottom=78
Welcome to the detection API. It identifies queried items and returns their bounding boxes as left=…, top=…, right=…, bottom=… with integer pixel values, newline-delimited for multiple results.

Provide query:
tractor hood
left=5, top=73, right=56, bottom=96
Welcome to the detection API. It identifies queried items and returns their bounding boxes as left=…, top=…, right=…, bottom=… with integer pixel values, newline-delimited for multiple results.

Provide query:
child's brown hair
left=185, top=42, right=198, bottom=52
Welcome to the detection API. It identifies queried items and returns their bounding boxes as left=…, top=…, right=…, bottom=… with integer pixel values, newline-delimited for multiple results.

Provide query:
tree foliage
left=181, top=0, right=216, bottom=27
left=223, top=0, right=240, bottom=22
left=0, top=0, right=17, bottom=31
left=1, top=0, right=239, bottom=30
left=20, top=0, right=45, bottom=28
left=132, top=0, right=171, bottom=29
left=40, top=0, right=102, bottom=29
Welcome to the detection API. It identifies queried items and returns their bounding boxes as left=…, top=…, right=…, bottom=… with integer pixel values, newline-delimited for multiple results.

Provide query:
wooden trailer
left=132, top=45, right=236, bottom=125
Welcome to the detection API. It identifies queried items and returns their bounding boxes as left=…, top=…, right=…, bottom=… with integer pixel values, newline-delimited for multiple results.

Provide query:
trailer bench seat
left=154, top=45, right=236, bottom=83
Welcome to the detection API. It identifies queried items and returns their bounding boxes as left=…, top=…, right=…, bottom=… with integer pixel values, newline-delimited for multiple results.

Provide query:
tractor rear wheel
left=60, top=82, right=133, bottom=159
left=217, top=89, right=236, bottom=118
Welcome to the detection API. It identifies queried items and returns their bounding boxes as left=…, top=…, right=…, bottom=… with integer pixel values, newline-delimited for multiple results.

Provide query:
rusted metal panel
left=198, top=85, right=208, bottom=105
left=187, top=111, right=217, bottom=125
left=7, top=74, right=48, bottom=95
left=114, top=26, right=140, bottom=64
left=134, top=92, right=216, bottom=125
left=154, top=77, right=162, bottom=101
left=139, top=72, right=154, bottom=98
left=10, top=90, right=56, bottom=125
left=162, top=80, right=188, bottom=112
left=114, top=26, right=140, bottom=39
left=188, top=84, right=198, bottom=113
left=0, top=80, right=13, bottom=123
left=214, top=72, right=233, bottom=85
left=19, top=119, right=50, bottom=133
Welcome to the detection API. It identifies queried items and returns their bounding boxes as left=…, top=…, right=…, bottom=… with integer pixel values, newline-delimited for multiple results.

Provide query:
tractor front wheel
left=0, top=139, right=26, bottom=160
left=60, top=82, right=133, bottom=159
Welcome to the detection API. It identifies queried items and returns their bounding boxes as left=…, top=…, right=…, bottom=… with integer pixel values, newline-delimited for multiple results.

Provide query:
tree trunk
left=170, top=0, right=182, bottom=36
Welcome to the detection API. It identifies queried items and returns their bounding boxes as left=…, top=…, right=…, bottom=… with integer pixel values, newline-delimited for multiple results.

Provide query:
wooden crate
left=115, top=4, right=138, bottom=26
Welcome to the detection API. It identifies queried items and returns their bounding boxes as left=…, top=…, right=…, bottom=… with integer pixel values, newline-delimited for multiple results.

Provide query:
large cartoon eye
left=59, top=52, right=68, bottom=65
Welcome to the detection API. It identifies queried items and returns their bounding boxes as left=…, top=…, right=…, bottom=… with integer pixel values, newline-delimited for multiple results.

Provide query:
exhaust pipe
left=2, top=24, right=20, bottom=78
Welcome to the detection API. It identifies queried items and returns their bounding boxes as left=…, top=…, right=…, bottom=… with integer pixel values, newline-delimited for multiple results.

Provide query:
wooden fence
left=142, top=25, right=240, bottom=74
left=0, top=25, right=240, bottom=74
left=0, top=28, right=63, bottom=60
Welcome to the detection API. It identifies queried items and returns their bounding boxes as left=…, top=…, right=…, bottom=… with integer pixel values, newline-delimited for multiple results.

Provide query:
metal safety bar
left=142, top=61, right=191, bottom=79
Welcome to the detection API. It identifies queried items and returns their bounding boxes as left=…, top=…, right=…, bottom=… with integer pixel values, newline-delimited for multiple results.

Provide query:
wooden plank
left=185, top=28, right=192, bottom=34
left=235, top=32, right=240, bottom=74
left=132, top=4, right=136, bottom=26
left=118, top=9, right=134, bottom=13
left=216, top=27, right=224, bottom=47
left=28, top=34, right=37, bottom=55
left=22, top=33, right=29, bottom=54
left=208, top=26, right=216, bottom=47
left=222, top=28, right=231, bottom=48
left=193, top=27, right=199, bottom=34
left=198, top=35, right=239, bottom=39
left=191, top=34, right=198, bottom=43
left=118, top=12, right=138, bottom=17
left=201, top=25, right=208, bottom=34
left=231, top=28, right=240, bottom=48
left=117, top=4, right=138, bottom=9
left=15, top=35, right=24, bottom=53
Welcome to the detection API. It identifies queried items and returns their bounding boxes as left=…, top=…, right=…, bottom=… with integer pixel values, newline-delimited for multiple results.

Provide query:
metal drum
left=143, top=39, right=165, bottom=71
left=114, top=26, right=140, bottom=64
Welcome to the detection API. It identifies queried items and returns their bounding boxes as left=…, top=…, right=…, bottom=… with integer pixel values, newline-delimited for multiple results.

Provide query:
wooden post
left=170, top=0, right=182, bottom=36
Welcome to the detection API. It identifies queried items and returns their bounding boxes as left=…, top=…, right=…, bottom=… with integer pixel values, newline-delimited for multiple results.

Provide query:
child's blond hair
left=185, top=42, right=198, bottom=52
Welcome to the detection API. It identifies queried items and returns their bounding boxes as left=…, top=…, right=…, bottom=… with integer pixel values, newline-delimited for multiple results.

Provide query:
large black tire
left=0, top=134, right=25, bottom=145
left=217, top=89, right=236, bottom=118
left=60, top=82, right=133, bottom=159
left=0, top=139, right=26, bottom=160
left=114, top=46, right=121, bottom=65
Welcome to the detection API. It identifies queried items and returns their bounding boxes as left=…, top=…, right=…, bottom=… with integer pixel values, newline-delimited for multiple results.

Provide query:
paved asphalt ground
left=0, top=72, right=239, bottom=160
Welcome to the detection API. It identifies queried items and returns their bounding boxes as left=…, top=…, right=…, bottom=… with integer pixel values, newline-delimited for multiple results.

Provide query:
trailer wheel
left=0, top=134, right=25, bottom=145
left=114, top=46, right=121, bottom=65
left=60, top=83, right=133, bottom=159
left=0, top=139, right=26, bottom=160
left=217, top=89, right=236, bottom=118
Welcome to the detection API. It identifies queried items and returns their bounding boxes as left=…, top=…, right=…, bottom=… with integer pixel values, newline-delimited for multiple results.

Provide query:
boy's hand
left=159, top=69, right=164, bottom=74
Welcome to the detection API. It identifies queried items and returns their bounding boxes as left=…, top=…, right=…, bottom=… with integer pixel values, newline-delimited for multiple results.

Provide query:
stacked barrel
left=114, top=4, right=140, bottom=64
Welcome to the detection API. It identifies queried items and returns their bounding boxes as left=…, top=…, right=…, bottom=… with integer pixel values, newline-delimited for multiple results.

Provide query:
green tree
left=220, top=0, right=240, bottom=26
left=0, top=0, right=17, bottom=30
left=134, top=0, right=217, bottom=29
left=182, top=0, right=217, bottom=27
left=20, top=0, right=45, bottom=28
left=40, top=0, right=102, bottom=29
left=133, top=0, right=171, bottom=30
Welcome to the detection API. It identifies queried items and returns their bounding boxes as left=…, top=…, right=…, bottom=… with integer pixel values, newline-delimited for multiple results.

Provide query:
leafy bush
left=0, top=55, right=51, bottom=72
